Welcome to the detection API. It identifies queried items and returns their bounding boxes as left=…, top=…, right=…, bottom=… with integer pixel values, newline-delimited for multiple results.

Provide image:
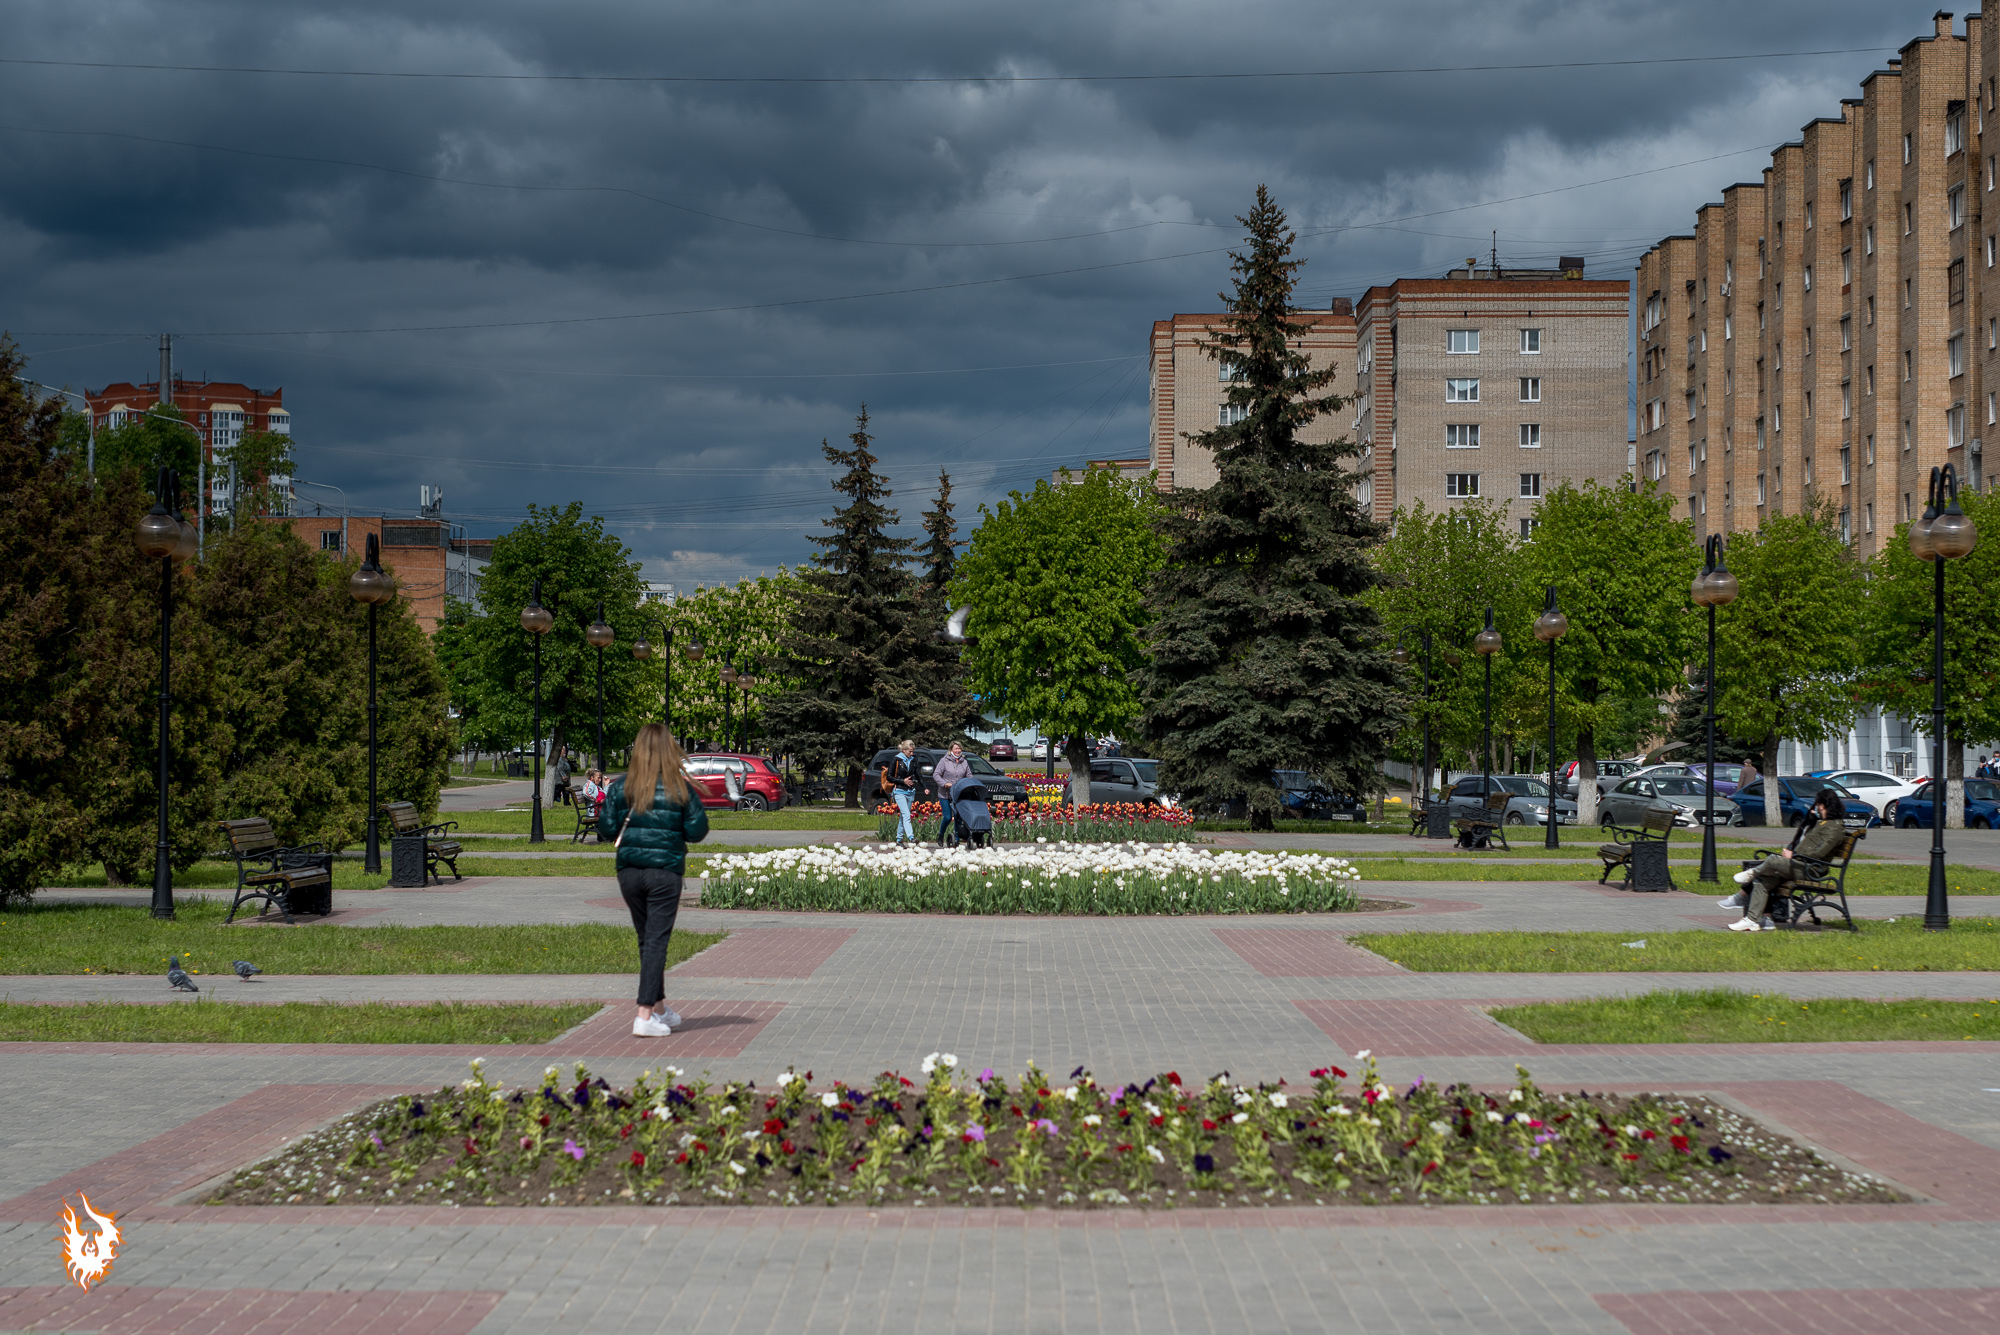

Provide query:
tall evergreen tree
left=889, top=469, right=982, bottom=745
left=764, top=408, right=920, bottom=805
left=1133, top=188, right=1403, bottom=826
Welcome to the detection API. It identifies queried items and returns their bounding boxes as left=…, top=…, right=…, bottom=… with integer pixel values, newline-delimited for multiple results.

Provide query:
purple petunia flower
left=1035, top=1119, right=1059, bottom=1136
left=563, top=1138, right=586, bottom=1160
left=1193, top=1153, right=1215, bottom=1174
left=979, top=1068, right=996, bottom=1082
left=1708, top=1146, right=1734, bottom=1163
left=963, top=1126, right=986, bottom=1143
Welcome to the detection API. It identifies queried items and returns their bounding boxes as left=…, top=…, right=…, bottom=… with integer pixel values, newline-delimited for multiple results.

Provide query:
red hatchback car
left=682, top=753, right=787, bottom=810
left=987, top=738, right=1018, bottom=762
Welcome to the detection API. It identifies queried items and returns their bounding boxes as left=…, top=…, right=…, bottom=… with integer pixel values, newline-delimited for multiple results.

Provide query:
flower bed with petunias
left=212, top=1055, right=1904, bottom=1209
left=876, top=801, right=1197, bottom=844
left=699, top=843, right=1357, bottom=914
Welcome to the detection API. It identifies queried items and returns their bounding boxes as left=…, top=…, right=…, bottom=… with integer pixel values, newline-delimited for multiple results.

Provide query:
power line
left=17, top=142, right=1775, bottom=340
left=0, top=47, right=1893, bottom=85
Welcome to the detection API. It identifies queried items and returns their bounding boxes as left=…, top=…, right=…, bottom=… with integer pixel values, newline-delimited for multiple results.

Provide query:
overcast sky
left=2, top=0, right=1927, bottom=587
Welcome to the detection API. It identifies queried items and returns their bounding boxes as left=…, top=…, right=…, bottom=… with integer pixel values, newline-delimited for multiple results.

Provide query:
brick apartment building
left=1636, top=10, right=1990, bottom=557
left=1145, top=306, right=1359, bottom=491
left=1146, top=273, right=1629, bottom=528
left=84, top=376, right=291, bottom=515
left=285, top=513, right=491, bottom=633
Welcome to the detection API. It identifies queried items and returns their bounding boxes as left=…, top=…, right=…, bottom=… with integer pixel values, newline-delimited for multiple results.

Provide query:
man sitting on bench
left=1724, top=787, right=1848, bottom=933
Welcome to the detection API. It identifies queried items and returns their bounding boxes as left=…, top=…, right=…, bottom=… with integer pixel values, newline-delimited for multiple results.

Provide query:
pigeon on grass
left=232, top=960, right=261, bottom=981
left=166, top=956, right=198, bottom=992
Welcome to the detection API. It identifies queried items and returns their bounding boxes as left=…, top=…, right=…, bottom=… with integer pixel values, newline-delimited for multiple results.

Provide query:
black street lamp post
left=1690, top=535, right=1741, bottom=882
left=133, top=467, right=198, bottom=919
left=1473, top=608, right=1503, bottom=798
left=521, top=580, right=555, bottom=843
left=1533, top=588, right=1568, bottom=849
left=587, top=602, right=614, bottom=770
left=1908, top=463, right=1980, bottom=932
left=349, top=534, right=397, bottom=874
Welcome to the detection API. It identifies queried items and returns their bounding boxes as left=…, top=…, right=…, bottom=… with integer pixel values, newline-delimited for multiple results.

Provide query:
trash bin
left=1627, top=840, right=1675, bottom=892
left=507, top=761, right=526, bottom=778
left=1424, top=804, right=1452, bottom=839
left=390, top=835, right=428, bottom=888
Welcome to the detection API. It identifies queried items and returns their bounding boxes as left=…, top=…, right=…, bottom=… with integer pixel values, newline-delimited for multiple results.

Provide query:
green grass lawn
left=1352, top=916, right=2000, bottom=972
left=51, top=862, right=392, bottom=891
left=446, top=807, right=876, bottom=835
left=0, top=899, right=722, bottom=976
left=1492, top=989, right=2000, bottom=1043
left=0, top=1000, right=601, bottom=1044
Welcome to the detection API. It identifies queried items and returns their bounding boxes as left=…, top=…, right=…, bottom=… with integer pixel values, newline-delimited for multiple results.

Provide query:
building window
left=1866, top=434, right=1874, bottom=465
left=1687, top=335, right=1697, bottom=364
left=1866, top=296, right=1874, bottom=325
left=1445, top=472, right=1480, bottom=498
left=1866, top=502, right=1874, bottom=533
left=1903, top=132, right=1912, bottom=164
left=1840, top=508, right=1852, bottom=544
left=1949, top=406, right=1966, bottom=448
left=1518, top=377, right=1541, bottom=402
left=1519, top=472, right=1542, bottom=499
left=1687, top=391, right=1697, bottom=421
left=1950, top=259, right=1966, bottom=304
left=1519, top=328, right=1542, bottom=353
left=1218, top=403, right=1249, bottom=426
left=1446, top=377, right=1480, bottom=402
left=1950, top=335, right=1964, bottom=377
left=1865, top=224, right=1874, bottom=256
left=1988, top=236, right=1997, bottom=268
left=1840, top=317, right=1851, bottom=351
left=1757, top=473, right=1767, bottom=505
left=1446, top=424, right=1480, bottom=449
left=1447, top=329, right=1480, bottom=354
left=1758, top=303, right=1766, bottom=332
left=1951, top=186, right=1967, bottom=228
left=1519, top=518, right=1538, bottom=538
left=1842, top=249, right=1853, bottom=284
left=1216, top=360, right=1243, bottom=382
left=1803, top=391, right=1812, bottom=419
left=1840, top=179, right=1853, bottom=218
left=1904, top=492, right=1913, bottom=522
left=1804, top=328, right=1813, bottom=357
left=1804, top=202, right=1814, bottom=230
left=319, top=530, right=343, bottom=552
left=1519, top=423, right=1541, bottom=449
left=1866, top=364, right=1875, bottom=395
left=1841, top=382, right=1852, bottom=419
left=1903, top=419, right=1913, bottom=451
left=1687, top=445, right=1698, bottom=476
left=1905, top=201, right=1913, bottom=235
left=1803, top=265, right=1813, bottom=291
left=1840, top=446, right=1852, bottom=483
left=1989, top=391, right=1996, bottom=425
left=1947, top=107, right=1966, bottom=155
left=1866, top=158, right=1875, bottom=188
left=1904, top=350, right=1913, bottom=380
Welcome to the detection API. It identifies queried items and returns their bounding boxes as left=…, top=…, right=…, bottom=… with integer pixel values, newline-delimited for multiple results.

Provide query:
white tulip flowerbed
left=699, top=842, right=1362, bottom=915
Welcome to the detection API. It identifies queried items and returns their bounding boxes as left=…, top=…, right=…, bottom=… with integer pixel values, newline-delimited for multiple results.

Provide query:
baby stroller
left=948, top=778, right=993, bottom=849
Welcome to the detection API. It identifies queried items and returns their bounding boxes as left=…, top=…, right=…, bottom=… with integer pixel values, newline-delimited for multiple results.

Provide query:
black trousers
left=617, top=866, right=684, bottom=1007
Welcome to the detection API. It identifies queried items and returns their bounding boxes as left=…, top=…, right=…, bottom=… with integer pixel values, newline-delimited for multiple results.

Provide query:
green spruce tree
left=763, top=407, right=920, bottom=805
left=1133, top=188, right=1403, bottom=827
left=888, top=469, right=983, bottom=745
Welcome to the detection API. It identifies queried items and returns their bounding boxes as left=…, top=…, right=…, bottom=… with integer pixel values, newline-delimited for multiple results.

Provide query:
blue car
left=1730, top=777, right=1878, bottom=828
left=1889, top=779, right=2000, bottom=830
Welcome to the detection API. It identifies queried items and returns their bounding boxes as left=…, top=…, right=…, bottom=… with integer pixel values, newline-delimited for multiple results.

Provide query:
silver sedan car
left=1598, top=773, right=1739, bottom=828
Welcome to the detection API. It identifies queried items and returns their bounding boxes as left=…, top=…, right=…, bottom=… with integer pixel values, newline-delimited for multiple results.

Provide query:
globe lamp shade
left=169, top=519, right=200, bottom=564
left=135, top=507, right=181, bottom=559
left=520, top=603, right=555, bottom=635
left=1473, top=627, right=1503, bottom=657
left=1533, top=608, right=1568, bottom=642
left=587, top=620, right=615, bottom=649
left=1704, top=567, right=1740, bottom=607
left=631, top=638, right=653, bottom=661
left=1930, top=504, right=1978, bottom=560
left=1907, top=512, right=1938, bottom=562
left=348, top=564, right=396, bottom=605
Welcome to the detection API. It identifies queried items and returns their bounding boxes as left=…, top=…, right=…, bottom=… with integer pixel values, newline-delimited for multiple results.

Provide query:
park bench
left=1743, top=828, right=1862, bottom=932
left=217, top=818, right=334, bottom=924
left=1453, top=790, right=1513, bottom=850
left=1597, top=806, right=1677, bottom=890
left=379, top=801, right=464, bottom=884
left=571, top=794, right=603, bottom=844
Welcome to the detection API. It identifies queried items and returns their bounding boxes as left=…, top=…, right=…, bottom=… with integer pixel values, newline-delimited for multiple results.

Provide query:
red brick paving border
left=1294, top=998, right=1540, bottom=1056
left=665, top=927, right=857, bottom=978
left=1595, top=1287, right=2000, bottom=1335
left=0, top=1285, right=502, bottom=1334
left=1213, top=930, right=1407, bottom=977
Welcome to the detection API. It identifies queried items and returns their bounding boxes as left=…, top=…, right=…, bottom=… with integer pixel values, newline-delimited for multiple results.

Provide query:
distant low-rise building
left=285, top=513, right=490, bottom=633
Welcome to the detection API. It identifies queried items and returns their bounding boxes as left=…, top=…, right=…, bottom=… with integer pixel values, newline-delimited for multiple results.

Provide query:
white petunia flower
left=821, top=1092, right=840, bottom=1108
left=1146, top=1145, right=1166, bottom=1163
left=1231, top=1112, right=1249, bottom=1124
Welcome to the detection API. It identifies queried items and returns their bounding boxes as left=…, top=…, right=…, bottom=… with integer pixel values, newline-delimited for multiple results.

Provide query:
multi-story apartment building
left=85, top=375, right=292, bottom=514
left=1352, top=265, right=1631, bottom=529
left=1145, top=304, right=1358, bottom=491
left=1638, top=11, right=1989, bottom=557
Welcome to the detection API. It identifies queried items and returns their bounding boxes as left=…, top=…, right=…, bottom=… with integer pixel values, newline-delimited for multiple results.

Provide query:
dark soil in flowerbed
left=209, top=1058, right=1905, bottom=1210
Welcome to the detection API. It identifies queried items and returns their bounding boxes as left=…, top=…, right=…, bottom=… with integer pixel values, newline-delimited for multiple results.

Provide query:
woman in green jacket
left=599, top=723, right=710, bottom=1035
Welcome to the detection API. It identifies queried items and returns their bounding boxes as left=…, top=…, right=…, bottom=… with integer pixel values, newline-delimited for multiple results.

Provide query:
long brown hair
left=625, top=723, right=692, bottom=811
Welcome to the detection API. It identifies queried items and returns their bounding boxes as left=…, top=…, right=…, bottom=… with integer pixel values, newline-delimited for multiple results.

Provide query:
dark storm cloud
left=1, top=0, right=1918, bottom=583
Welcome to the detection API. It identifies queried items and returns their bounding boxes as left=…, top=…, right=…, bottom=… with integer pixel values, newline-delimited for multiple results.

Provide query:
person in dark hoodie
left=1724, top=786, right=1849, bottom=932
left=600, top=723, right=710, bottom=1035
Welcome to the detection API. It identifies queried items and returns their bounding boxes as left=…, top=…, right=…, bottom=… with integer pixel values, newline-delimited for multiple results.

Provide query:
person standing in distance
left=886, top=739, right=920, bottom=845
left=600, top=723, right=710, bottom=1036
left=931, top=741, right=972, bottom=844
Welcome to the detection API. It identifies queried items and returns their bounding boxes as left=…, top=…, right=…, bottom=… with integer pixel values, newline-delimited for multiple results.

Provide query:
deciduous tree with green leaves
left=1133, top=187, right=1402, bottom=826
left=1710, top=506, right=1866, bottom=824
left=1862, top=487, right=2000, bottom=828
left=954, top=467, right=1164, bottom=801
left=1515, top=479, right=1699, bottom=825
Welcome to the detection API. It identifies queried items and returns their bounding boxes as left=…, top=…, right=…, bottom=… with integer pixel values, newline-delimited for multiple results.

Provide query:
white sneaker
left=1717, top=892, right=1747, bottom=909
left=1732, top=869, right=1756, bottom=885
left=632, top=1014, right=674, bottom=1037
left=1727, top=917, right=1762, bottom=932
left=654, top=1004, right=684, bottom=1028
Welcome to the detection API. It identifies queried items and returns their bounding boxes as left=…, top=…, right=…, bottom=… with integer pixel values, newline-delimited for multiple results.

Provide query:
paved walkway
left=7, top=873, right=2000, bottom=1333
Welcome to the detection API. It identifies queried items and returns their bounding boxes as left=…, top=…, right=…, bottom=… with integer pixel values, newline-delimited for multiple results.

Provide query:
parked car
left=1730, top=777, right=1876, bottom=828
left=1558, top=759, right=1645, bottom=799
left=987, top=738, right=1018, bottom=762
left=1029, top=738, right=1050, bottom=762
left=1445, top=775, right=1579, bottom=827
left=1807, top=768, right=1925, bottom=815
left=1067, top=756, right=1174, bottom=807
left=1886, top=778, right=2000, bottom=829
left=1274, top=770, right=1366, bottom=821
left=682, top=753, right=788, bottom=811
left=864, top=748, right=1030, bottom=805
left=1690, top=762, right=1751, bottom=797
left=1598, top=773, right=1738, bottom=828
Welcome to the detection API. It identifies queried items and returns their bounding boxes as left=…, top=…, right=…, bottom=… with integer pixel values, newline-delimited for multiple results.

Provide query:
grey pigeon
left=232, top=960, right=261, bottom=981
left=166, top=955, right=198, bottom=992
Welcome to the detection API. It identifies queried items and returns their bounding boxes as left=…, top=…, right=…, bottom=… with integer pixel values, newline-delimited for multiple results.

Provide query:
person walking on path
left=1722, top=787, right=1848, bottom=932
left=932, top=741, right=972, bottom=844
left=885, top=739, right=920, bottom=845
left=601, top=723, right=710, bottom=1035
